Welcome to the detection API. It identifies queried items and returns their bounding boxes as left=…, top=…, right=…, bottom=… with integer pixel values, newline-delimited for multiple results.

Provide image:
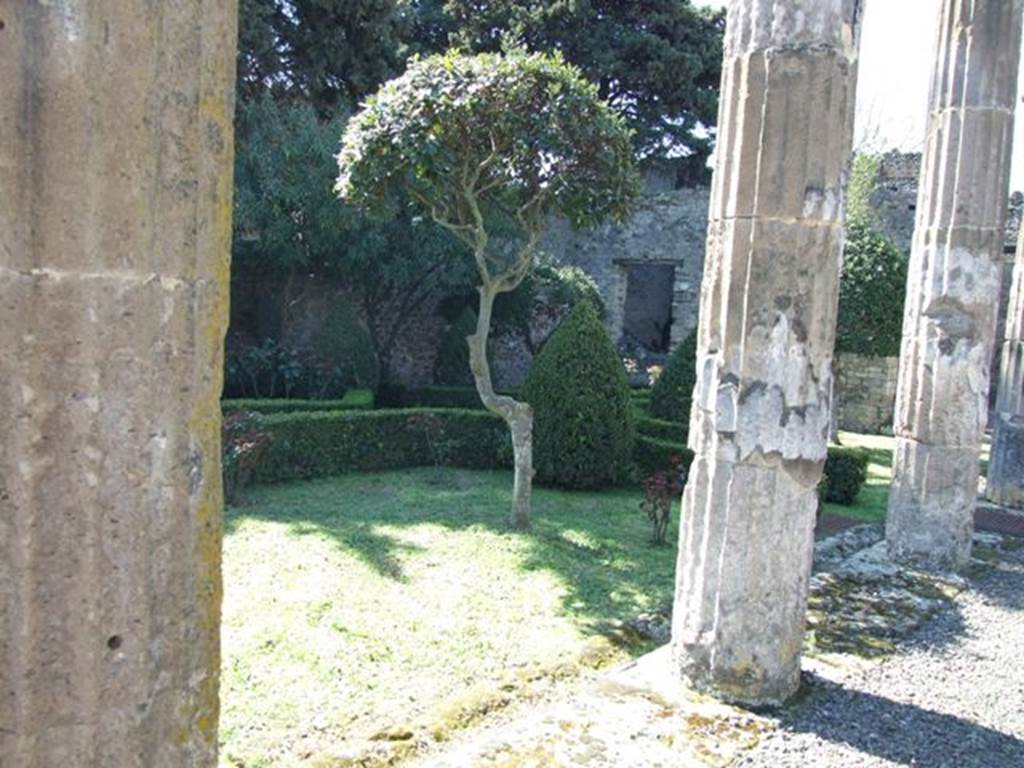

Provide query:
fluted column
left=987, top=228, right=1024, bottom=507
left=671, top=0, right=862, bottom=706
left=0, top=3, right=237, bottom=766
left=887, top=0, right=1023, bottom=569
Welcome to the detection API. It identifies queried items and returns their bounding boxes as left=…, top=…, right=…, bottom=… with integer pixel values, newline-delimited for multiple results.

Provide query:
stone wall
left=835, top=354, right=901, bottom=434
left=543, top=185, right=709, bottom=351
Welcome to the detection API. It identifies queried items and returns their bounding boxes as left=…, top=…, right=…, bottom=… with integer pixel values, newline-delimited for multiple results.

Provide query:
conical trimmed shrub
left=522, top=302, right=635, bottom=489
left=648, top=329, right=697, bottom=424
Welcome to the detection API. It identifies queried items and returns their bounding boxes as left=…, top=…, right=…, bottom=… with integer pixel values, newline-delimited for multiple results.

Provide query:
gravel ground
left=406, top=539, right=1024, bottom=767
left=738, top=546, right=1024, bottom=768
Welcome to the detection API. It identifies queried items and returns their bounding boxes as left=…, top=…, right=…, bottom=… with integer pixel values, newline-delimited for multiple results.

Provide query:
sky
left=691, top=0, right=1024, bottom=192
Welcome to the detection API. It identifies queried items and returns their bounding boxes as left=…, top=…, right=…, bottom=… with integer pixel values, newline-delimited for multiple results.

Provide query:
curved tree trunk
left=469, top=283, right=534, bottom=529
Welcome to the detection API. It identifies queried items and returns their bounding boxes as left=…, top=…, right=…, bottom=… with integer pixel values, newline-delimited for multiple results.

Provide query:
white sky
left=692, top=0, right=1024, bottom=191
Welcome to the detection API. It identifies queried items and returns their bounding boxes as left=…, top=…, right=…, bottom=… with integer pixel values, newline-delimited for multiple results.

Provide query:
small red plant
left=640, top=454, right=688, bottom=545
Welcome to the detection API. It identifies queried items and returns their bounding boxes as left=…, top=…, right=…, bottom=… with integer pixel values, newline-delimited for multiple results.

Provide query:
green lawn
left=220, top=469, right=678, bottom=767
left=219, top=434, right=919, bottom=766
left=822, top=431, right=895, bottom=523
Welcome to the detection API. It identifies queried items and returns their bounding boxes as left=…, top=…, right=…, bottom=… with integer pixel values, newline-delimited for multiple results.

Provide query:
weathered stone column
left=887, top=0, right=1023, bottom=568
left=1, top=3, right=236, bottom=766
left=987, top=228, right=1024, bottom=507
left=671, top=0, right=861, bottom=706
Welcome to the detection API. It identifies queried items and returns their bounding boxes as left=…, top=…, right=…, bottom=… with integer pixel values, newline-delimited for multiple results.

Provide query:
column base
left=886, top=438, right=977, bottom=570
left=986, top=414, right=1024, bottom=509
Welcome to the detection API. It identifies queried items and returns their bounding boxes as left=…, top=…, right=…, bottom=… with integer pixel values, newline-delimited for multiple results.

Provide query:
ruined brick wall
left=542, top=183, right=709, bottom=351
left=834, top=353, right=901, bottom=434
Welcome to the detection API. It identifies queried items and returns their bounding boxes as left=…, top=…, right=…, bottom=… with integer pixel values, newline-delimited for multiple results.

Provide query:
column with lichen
left=887, top=0, right=1023, bottom=568
left=0, top=2, right=237, bottom=765
left=671, top=0, right=862, bottom=706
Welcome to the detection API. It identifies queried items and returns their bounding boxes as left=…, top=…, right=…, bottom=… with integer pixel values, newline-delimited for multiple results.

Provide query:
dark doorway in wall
left=623, top=263, right=675, bottom=352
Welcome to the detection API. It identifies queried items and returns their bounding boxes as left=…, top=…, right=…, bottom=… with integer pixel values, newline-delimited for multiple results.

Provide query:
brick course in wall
left=834, top=353, right=901, bottom=435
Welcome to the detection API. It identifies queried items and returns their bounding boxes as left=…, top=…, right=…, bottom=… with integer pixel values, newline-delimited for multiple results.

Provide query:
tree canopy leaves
left=336, top=48, right=641, bottom=268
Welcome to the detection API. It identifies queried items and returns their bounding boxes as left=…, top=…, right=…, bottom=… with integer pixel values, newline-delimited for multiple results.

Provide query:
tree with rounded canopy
left=336, top=48, right=640, bottom=528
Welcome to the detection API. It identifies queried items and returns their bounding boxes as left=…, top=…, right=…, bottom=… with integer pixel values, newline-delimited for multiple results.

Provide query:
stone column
left=987, top=228, right=1024, bottom=507
left=887, top=0, right=1023, bottom=568
left=0, top=3, right=237, bottom=766
left=671, top=0, right=861, bottom=706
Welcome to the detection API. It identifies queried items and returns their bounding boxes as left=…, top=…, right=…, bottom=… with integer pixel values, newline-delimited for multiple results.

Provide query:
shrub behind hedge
left=649, top=330, right=697, bottom=424
left=522, top=302, right=635, bottom=489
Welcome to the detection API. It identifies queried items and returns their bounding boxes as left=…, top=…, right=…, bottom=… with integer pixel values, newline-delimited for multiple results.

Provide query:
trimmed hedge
left=821, top=447, right=870, bottom=505
left=636, top=416, right=687, bottom=444
left=377, top=385, right=528, bottom=410
left=635, top=436, right=695, bottom=477
left=251, top=408, right=512, bottom=484
left=222, top=389, right=375, bottom=415
left=634, top=437, right=868, bottom=508
left=522, top=302, right=635, bottom=489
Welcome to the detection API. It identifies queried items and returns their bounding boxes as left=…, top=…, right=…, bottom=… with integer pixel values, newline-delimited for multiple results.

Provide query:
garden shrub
left=434, top=306, right=479, bottom=386
left=820, top=447, right=870, bottom=505
left=522, top=302, right=635, bottom=489
left=251, top=408, right=511, bottom=484
left=222, top=389, right=374, bottom=416
left=224, top=337, right=347, bottom=399
left=648, top=329, right=698, bottom=424
left=315, top=301, right=380, bottom=392
left=836, top=222, right=908, bottom=358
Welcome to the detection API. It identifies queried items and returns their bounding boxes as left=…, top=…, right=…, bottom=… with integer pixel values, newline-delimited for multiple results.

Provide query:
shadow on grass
left=226, top=468, right=677, bottom=635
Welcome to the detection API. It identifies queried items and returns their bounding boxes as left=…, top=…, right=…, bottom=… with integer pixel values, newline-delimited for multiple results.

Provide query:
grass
left=220, top=468, right=678, bottom=767
left=220, top=431, right=947, bottom=766
left=822, top=431, right=895, bottom=524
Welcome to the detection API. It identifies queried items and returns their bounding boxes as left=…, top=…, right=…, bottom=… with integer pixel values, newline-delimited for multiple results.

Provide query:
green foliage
left=233, top=98, right=352, bottom=274
left=378, top=385, right=485, bottom=410
left=434, top=307, right=478, bottom=385
left=522, top=303, right=635, bottom=489
left=837, top=223, right=909, bottom=358
left=222, top=390, right=375, bottom=416
left=497, top=262, right=605, bottom=354
left=315, top=302, right=381, bottom=392
left=648, top=330, right=698, bottom=424
left=846, top=153, right=881, bottom=229
left=236, top=0, right=409, bottom=111
left=337, top=48, right=641, bottom=235
left=251, top=408, right=511, bottom=484
left=443, top=0, right=725, bottom=170
left=633, top=436, right=694, bottom=478
left=224, top=337, right=347, bottom=399
left=231, top=97, right=471, bottom=382
left=821, top=447, right=870, bottom=506
left=636, top=416, right=687, bottom=444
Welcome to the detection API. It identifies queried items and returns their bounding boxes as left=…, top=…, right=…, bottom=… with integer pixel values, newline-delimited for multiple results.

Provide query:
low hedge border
left=222, top=389, right=374, bottom=415
left=636, top=416, right=687, bottom=444
left=376, top=385, right=524, bottom=410
left=251, top=408, right=512, bottom=484
left=235, top=407, right=869, bottom=508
